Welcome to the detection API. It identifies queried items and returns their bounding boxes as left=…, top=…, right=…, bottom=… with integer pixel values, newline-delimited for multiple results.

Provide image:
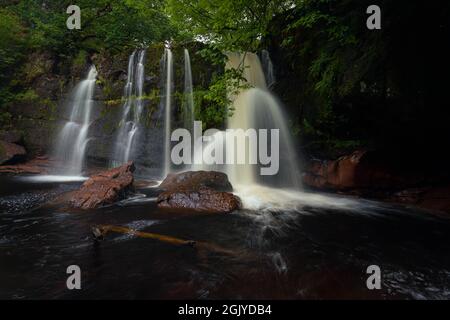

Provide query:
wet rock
left=0, top=156, right=53, bottom=175
left=393, top=186, right=450, bottom=214
left=158, top=186, right=241, bottom=214
left=160, top=171, right=233, bottom=192
left=0, top=140, right=27, bottom=165
left=157, top=171, right=240, bottom=213
left=303, top=150, right=410, bottom=190
left=0, top=130, right=23, bottom=144
left=70, top=162, right=135, bottom=210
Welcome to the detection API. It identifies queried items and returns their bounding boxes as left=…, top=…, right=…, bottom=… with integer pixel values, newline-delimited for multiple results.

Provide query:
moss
left=0, top=141, right=5, bottom=159
left=73, top=50, right=87, bottom=68
left=0, top=111, right=12, bottom=128
left=14, top=89, right=40, bottom=102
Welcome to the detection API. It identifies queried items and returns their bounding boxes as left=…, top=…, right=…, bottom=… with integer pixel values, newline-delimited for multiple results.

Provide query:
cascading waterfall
left=112, top=49, right=146, bottom=166
left=55, top=66, right=97, bottom=176
left=261, top=49, right=276, bottom=89
left=183, top=49, right=195, bottom=132
left=161, top=48, right=173, bottom=178
left=193, top=52, right=302, bottom=206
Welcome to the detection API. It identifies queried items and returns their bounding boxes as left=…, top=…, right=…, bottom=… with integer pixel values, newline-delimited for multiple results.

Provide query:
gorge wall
left=1, top=43, right=216, bottom=174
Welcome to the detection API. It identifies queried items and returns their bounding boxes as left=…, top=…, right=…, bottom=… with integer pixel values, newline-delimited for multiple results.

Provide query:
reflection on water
left=1, top=176, right=450, bottom=299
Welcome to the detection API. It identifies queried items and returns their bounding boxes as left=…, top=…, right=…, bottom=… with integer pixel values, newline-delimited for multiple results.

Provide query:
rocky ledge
left=303, top=150, right=450, bottom=214
left=0, top=156, right=54, bottom=174
left=70, top=161, right=135, bottom=210
left=0, top=140, right=26, bottom=166
left=157, top=171, right=241, bottom=213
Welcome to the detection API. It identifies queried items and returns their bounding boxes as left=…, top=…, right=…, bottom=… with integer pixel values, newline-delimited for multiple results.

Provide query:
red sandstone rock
left=303, top=150, right=408, bottom=190
left=0, top=140, right=26, bottom=165
left=157, top=171, right=240, bottom=213
left=159, top=171, right=233, bottom=192
left=394, top=186, right=450, bottom=214
left=70, top=162, right=135, bottom=210
left=158, top=186, right=241, bottom=214
left=0, top=156, right=54, bottom=174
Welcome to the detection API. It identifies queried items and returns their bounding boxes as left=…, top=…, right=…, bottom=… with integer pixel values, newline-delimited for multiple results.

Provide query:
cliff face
left=262, top=3, right=450, bottom=180
left=2, top=43, right=214, bottom=170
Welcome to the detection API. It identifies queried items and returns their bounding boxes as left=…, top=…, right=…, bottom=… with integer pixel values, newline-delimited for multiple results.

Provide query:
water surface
left=1, top=176, right=449, bottom=299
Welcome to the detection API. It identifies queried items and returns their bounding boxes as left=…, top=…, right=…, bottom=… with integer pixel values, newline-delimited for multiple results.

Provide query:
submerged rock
left=0, top=140, right=26, bottom=165
left=157, top=171, right=240, bottom=213
left=70, top=162, right=135, bottom=210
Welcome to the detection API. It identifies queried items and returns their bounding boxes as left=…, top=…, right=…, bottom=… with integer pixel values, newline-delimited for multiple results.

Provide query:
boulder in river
left=159, top=171, right=233, bottom=192
left=157, top=171, right=240, bottom=213
left=70, top=161, right=135, bottom=210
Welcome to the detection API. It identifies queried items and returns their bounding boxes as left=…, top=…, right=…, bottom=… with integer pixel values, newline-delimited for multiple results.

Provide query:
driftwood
left=91, top=224, right=240, bottom=257
left=92, top=224, right=195, bottom=246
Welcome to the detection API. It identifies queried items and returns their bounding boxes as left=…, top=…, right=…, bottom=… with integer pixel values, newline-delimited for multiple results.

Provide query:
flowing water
left=161, top=48, right=173, bottom=178
left=183, top=49, right=195, bottom=133
left=261, top=49, right=276, bottom=89
left=111, top=50, right=146, bottom=166
left=1, top=176, right=450, bottom=299
left=193, top=52, right=301, bottom=189
left=54, top=66, right=97, bottom=176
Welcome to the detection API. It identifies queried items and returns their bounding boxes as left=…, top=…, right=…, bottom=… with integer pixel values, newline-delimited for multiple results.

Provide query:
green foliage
left=195, top=67, right=249, bottom=128
left=73, top=50, right=87, bottom=68
left=14, top=89, right=40, bottom=103
left=0, top=0, right=176, bottom=111
left=0, top=8, right=27, bottom=75
left=8, top=0, right=174, bottom=54
left=168, top=0, right=293, bottom=52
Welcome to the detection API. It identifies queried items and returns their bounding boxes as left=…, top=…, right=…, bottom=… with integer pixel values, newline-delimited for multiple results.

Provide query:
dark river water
left=1, top=176, right=450, bottom=299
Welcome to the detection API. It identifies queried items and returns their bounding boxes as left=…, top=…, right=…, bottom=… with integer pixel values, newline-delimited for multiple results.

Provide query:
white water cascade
left=112, top=49, right=146, bottom=166
left=183, top=49, right=195, bottom=132
left=261, top=49, right=276, bottom=89
left=55, top=66, right=97, bottom=176
left=192, top=52, right=303, bottom=209
left=161, top=48, right=173, bottom=178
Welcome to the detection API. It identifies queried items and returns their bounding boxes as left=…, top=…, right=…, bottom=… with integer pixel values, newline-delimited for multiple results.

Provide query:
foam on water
left=18, top=175, right=88, bottom=183
left=233, top=184, right=398, bottom=216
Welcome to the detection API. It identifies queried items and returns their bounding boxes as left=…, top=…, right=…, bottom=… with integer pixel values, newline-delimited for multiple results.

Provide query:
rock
left=0, top=130, right=23, bottom=144
left=70, top=162, right=135, bottom=210
left=0, top=140, right=27, bottom=165
left=157, top=171, right=240, bottom=213
left=160, top=171, right=233, bottom=192
left=418, top=186, right=450, bottom=213
left=303, top=150, right=410, bottom=191
left=393, top=186, right=450, bottom=214
left=158, top=186, right=241, bottom=214
left=0, top=156, right=53, bottom=175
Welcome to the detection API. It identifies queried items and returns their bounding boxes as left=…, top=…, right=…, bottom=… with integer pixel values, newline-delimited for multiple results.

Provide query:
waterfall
left=161, top=48, right=173, bottom=178
left=193, top=52, right=301, bottom=190
left=183, top=49, right=195, bottom=132
left=55, top=66, right=97, bottom=176
left=112, top=49, right=146, bottom=166
left=261, top=50, right=276, bottom=89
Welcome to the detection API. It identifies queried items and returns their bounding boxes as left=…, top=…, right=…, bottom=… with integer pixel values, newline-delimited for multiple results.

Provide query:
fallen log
left=92, top=224, right=196, bottom=247
left=91, top=224, right=243, bottom=257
